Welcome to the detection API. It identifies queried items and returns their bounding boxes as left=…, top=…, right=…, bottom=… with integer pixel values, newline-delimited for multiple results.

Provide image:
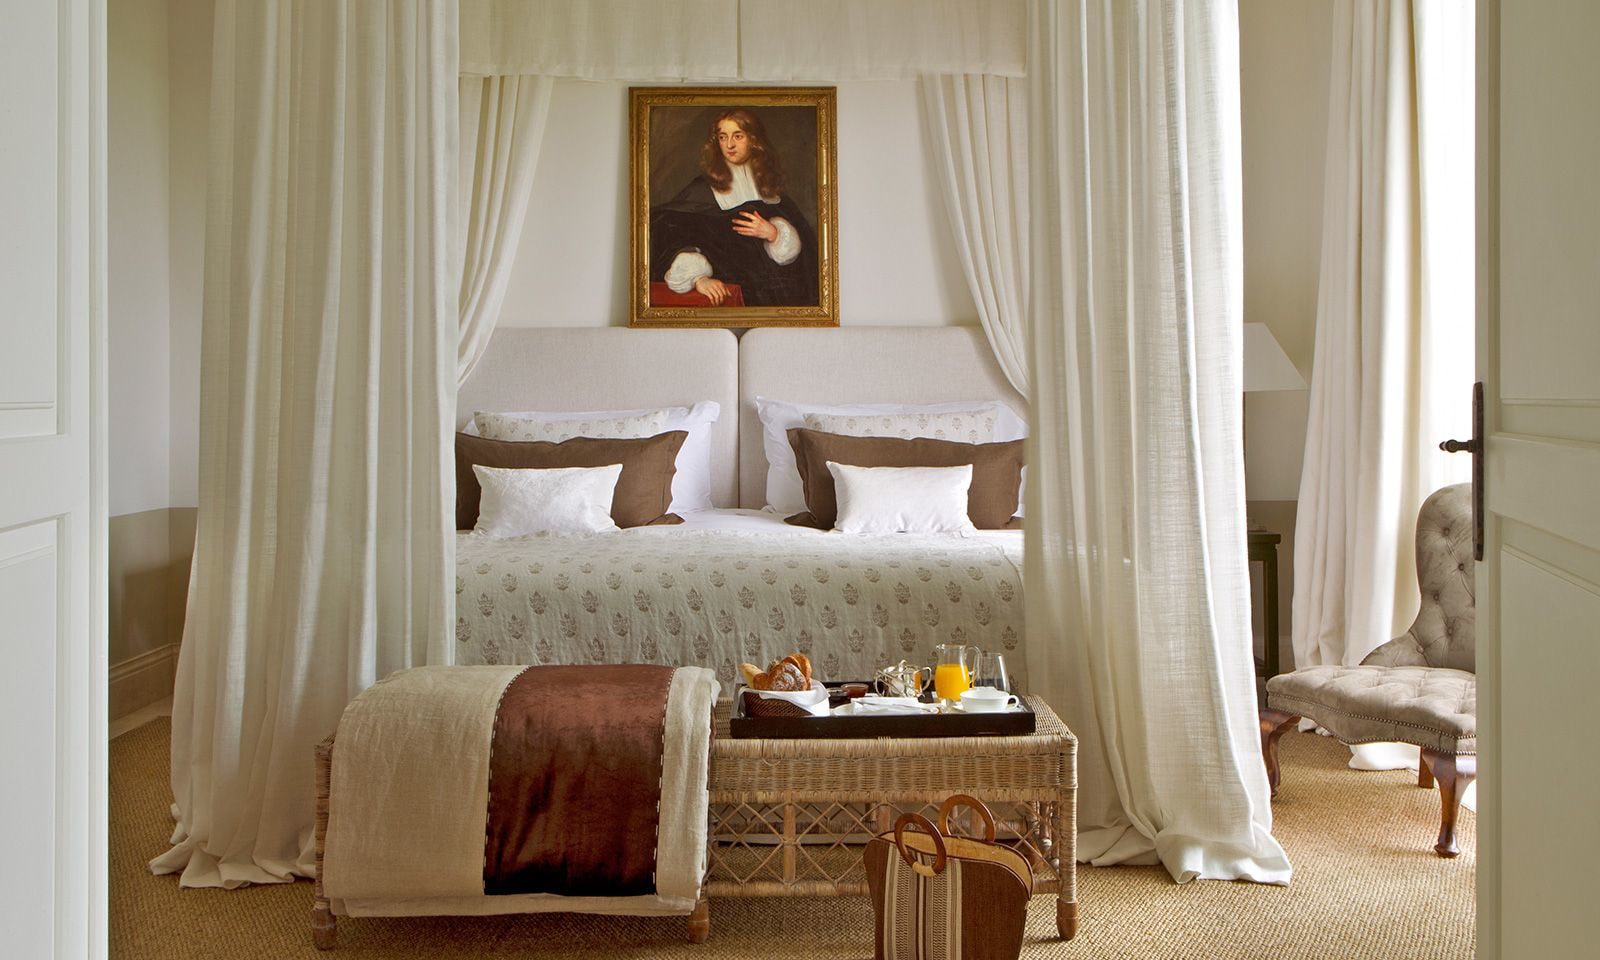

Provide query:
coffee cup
left=959, top=687, right=1019, bottom=713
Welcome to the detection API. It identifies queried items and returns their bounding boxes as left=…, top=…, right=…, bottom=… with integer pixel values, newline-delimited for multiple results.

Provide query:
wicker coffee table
left=705, top=695, right=1079, bottom=940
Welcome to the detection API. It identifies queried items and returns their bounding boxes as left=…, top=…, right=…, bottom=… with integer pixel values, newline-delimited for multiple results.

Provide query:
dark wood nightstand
left=1248, top=527, right=1282, bottom=679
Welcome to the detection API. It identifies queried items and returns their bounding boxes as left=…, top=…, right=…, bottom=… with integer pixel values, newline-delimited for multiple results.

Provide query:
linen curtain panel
left=1293, top=0, right=1473, bottom=674
left=922, top=74, right=1030, bottom=396
left=457, top=75, right=552, bottom=384
left=154, top=0, right=458, bottom=887
left=1024, top=0, right=1290, bottom=882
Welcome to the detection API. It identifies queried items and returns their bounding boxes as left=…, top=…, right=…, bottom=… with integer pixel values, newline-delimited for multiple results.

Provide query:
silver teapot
left=875, top=659, right=931, bottom=699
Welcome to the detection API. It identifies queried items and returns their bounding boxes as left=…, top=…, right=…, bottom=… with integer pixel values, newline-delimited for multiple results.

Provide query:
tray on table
left=730, top=680, right=1036, bottom=739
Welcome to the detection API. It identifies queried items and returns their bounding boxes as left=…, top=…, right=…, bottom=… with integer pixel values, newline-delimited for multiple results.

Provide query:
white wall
left=109, top=0, right=209, bottom=515
left=109, top=0, right=173, bottom=517
left=498, top=79, right=977, bottom=327
left=167, top=0, right=211, bottom=509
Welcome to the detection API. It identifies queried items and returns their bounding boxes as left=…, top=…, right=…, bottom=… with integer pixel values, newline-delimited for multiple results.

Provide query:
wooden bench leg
left=1421, top=749, right=1476, bottom=858
left=1056, top=898, right=1079, bottom=940
left=1259, top=709, right=1300, bottom=798
left=312, top=903, right=337, bottom=950
left=687, top=898, right=710, bottom=944
left=1418, top=755, right=1434, bottom=789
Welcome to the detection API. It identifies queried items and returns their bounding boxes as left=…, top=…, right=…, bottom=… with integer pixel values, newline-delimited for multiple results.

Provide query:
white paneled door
left=0, top=0, right=106, bottom=958
left=1477, top=1, right=1600, bottom=957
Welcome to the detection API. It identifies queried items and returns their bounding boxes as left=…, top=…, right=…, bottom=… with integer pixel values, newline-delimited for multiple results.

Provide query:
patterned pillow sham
left=474, top=408, right=671, bottom=444
left=801, top=409, right=999, bottom=445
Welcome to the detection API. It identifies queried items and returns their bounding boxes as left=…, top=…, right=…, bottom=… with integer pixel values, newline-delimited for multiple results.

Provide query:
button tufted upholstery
left=1266, top=665, right=1475, bottom=754
left=1358, top=483, right=1475, bottom=672
left=1266, top=482, right=1477, bottom=752
left=1261, top=484, right=1479, bottom=857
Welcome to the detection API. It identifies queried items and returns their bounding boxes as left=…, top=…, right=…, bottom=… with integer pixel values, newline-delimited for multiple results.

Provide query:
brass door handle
left=1439, top=438, right=1477, bottom=454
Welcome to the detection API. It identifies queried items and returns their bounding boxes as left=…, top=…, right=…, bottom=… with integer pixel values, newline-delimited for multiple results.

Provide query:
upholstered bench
left=311, top=665, right=720, bottom=949
left=1260, top=483, right=1477, bottom=857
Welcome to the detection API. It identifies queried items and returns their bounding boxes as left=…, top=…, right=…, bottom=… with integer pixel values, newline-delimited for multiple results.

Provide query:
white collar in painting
left=712, top=163, right=779, bottom=210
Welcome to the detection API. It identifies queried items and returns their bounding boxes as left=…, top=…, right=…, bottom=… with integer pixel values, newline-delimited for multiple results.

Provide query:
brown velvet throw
left=482, top=664, right=676, bottom=897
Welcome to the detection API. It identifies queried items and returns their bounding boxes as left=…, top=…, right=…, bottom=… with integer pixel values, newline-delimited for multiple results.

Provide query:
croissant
left=739, top=653, right=815, bottom=691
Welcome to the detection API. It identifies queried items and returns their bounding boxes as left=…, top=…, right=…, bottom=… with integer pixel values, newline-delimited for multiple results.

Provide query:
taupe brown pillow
left=784, top=428, right=1024, bottom=530
left=455, top=431, right=687, bottom=530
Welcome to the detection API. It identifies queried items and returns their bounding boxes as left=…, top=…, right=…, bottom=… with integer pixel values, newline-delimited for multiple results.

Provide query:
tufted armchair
left=1260, top=483, right=1476, bottom=857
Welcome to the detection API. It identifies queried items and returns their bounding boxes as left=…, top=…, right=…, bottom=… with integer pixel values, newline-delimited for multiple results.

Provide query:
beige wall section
left=1240, top=0, right=1331, bottom=378
left=1240, top=0, right=1334, bottom=666
left=108, top=508, right=195, bottom=719
left=108, top=0, right=211, bottom=721
left=497, top=79, right=978, bottom=327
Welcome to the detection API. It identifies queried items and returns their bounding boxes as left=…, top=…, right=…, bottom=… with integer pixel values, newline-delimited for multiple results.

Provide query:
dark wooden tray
left=729, top=682, right=1036, bottom=739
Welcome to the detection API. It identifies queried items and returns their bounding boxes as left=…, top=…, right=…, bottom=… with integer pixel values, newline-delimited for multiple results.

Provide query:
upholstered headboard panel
left=738, top=327, right=1026, bottom=509
left=457, top=328, right=741, bottom=508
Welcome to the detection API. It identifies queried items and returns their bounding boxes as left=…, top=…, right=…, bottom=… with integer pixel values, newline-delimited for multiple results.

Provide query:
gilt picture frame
left=629, top=87, right=839, bottom=328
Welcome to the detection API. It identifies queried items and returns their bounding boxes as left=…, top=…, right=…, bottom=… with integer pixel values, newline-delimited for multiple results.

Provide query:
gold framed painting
left=629, top=87, right=838, bottom=328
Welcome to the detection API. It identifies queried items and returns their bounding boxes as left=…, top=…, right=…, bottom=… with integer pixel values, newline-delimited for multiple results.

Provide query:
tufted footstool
left=1260, top=484, right=1477, bottom=858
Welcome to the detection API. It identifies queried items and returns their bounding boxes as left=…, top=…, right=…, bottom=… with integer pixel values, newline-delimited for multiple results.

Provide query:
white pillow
left=803, top=409, right=999, bottom=444
left=826, top=462, right=977, bottom=535
left=753, top=397, right=1026, bottom=514
left=467, top=401, right=720, bottom=514
left=471, top=464, right=622, bottom=537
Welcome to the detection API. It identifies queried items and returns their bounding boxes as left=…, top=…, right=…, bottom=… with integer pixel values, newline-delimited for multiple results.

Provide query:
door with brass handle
left=1437, top=381, right=1483, bottom=561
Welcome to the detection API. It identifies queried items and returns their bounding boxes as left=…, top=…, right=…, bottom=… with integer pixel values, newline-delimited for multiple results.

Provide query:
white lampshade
left=1243, top=323, right=1306, bottom=392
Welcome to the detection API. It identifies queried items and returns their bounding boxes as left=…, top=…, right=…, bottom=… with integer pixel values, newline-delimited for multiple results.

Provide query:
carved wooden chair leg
left=1258, top=709, right=1300, bottom=798
left=1418, top=755, right=1434, bottom=789
left=312, top=903, right=337, bottom=950
left=1421, top=749, right=1477, bottom=858
left=687, top=898, right=710, bottom=943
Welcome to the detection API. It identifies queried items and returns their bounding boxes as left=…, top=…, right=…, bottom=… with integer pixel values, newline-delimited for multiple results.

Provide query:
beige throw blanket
left=322, top=665, right=719, bottom=917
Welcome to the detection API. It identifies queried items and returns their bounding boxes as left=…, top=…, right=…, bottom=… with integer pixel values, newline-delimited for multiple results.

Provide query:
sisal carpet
left=111, top=719, right=1473, bottom=959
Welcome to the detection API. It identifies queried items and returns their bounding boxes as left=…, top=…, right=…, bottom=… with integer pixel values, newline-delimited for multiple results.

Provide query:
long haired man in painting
left=650, top=108, right=820, bottom=307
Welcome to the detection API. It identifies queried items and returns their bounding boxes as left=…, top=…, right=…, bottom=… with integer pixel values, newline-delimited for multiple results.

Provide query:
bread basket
left=740, top=680, right=829, bottom=718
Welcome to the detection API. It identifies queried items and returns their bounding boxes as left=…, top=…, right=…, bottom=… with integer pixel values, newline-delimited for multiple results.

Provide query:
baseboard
left=110, top=642, right=179, bottom=723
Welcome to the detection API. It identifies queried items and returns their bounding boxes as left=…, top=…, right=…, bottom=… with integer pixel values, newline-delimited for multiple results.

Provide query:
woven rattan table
left=705, top=694, right=1079, bottom=940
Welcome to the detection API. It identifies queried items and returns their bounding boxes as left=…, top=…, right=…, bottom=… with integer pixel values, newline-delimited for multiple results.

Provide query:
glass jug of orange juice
left=932, top=643, right=982, bottom=702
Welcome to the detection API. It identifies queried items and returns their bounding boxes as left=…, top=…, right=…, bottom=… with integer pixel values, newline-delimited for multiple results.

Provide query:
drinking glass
left=974, top=652, right=1011, bottom=693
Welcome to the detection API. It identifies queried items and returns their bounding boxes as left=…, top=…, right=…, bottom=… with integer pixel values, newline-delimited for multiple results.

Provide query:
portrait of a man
left=630, top=88, right=838, bottom=328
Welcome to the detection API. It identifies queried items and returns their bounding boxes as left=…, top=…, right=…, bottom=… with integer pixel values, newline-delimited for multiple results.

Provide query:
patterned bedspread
left=454, top=529, right=1025, bottom=688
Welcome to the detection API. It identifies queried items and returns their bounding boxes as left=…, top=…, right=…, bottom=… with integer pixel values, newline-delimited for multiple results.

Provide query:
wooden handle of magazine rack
left=894, top=813, right=948, bottom=877
left=937, top=794, right=998, bottom=842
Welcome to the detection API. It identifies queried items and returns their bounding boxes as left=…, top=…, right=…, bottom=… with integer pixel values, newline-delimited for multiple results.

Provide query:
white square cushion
left=468, top=401, right=720, bottom=514
left=826, top=462, right=977, bottom=534
left=471, top=463, right=622, bottom=537
left=754, top=397, right=1025, bottom=514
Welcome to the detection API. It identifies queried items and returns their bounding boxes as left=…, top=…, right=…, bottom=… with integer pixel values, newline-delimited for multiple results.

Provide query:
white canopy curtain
left=457, top=75, right=552, bottom=384
left=154, top=0, right=458, bottom=887
left=1293, top=0, right=1473, bottom=667
left=1024, top=0, right=1290, bottom=881
left=922, top=74, right=1030, bottom=396
left=1292, top=1, right=1473, bottom=772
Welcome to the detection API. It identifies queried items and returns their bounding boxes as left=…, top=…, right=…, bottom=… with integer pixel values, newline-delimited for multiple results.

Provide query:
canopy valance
left=459, top=0, right=1028, bottom=79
